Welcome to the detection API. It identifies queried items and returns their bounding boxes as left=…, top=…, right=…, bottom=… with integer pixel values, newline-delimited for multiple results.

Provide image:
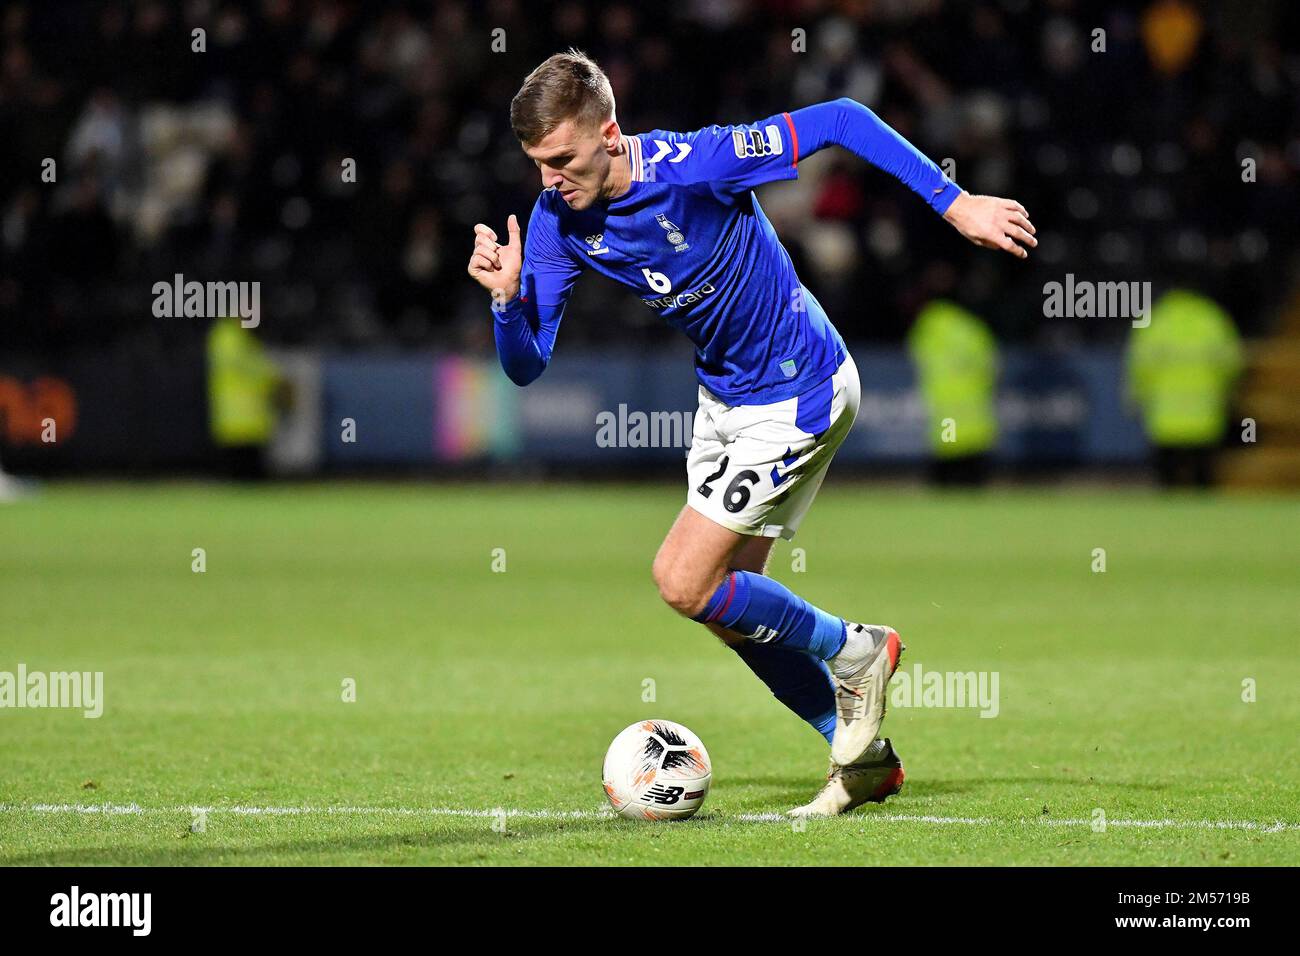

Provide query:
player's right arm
left=467, top=198, right=581, bottom=386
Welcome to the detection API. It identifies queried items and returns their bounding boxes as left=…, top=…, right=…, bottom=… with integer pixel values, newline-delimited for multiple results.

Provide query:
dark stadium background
left=1, top=0, right=1297, bottom=483
left=3, top=0, right=1300, bottom=876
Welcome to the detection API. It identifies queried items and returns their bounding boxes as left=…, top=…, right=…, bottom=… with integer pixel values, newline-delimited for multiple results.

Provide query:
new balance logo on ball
left=643, top=784, right=686, bottom=805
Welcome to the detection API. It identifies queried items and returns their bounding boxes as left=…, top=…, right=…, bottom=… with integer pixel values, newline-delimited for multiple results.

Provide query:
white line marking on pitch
left=1, top=804, right=1296, bottom=833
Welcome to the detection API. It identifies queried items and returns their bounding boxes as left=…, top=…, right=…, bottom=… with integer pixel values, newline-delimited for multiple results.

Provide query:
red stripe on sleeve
left=711, top=571, right=738, bottom=624
left=782, top=111, right=799, bottom=169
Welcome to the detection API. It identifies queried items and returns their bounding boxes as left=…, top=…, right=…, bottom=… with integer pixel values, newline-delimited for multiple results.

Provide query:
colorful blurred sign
left=2, top=346, right=1149, bottom=472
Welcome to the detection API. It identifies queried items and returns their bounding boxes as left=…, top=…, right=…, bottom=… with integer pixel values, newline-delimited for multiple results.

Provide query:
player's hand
left=467, top=215, right=523, bottom=303
left=942, top=192, right=1037, bottom=260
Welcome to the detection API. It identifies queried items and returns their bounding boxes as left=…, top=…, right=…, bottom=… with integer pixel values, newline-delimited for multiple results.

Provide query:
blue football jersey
left=518, top=111, right=843, bottom=405
left=498, top=99, right=961, bottom=404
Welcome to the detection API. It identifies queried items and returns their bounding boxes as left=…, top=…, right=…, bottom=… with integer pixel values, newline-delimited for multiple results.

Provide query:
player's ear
left=601, top=117, right=622, bottom=155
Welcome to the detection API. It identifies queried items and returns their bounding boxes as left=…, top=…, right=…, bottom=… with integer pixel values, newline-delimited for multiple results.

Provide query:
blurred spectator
left=1140, top=0, right=1202, bottom=77
left=1126, top=289, right=1243, bottom=487
left=0, top=0, right=1296, bottom=357
left=206, top=316, right=285, bottom=481
left=908, top=299, right=1000, bottom=485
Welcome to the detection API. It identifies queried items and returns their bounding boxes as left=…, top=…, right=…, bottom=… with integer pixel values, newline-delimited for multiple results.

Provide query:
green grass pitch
left=1, top=481, right=1297, bottom=865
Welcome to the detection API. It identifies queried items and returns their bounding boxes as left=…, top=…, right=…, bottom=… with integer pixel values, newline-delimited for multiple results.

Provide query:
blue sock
left=693, top=570, right=847, bottom=660
left=731, top=641, right=836, bottom=744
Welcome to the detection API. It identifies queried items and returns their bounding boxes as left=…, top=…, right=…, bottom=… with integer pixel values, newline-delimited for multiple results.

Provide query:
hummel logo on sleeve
left=647, top=140, right=693, bottom=165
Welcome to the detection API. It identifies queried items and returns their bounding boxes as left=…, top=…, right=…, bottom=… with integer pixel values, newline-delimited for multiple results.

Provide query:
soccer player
left=467, top=51, right=1036, bottom=816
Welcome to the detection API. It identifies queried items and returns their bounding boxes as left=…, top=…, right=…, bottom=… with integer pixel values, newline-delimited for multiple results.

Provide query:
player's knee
left=651, top=561, right=711, bottom=618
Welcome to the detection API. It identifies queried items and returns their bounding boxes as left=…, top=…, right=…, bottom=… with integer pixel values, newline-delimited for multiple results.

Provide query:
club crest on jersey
left=656, top=214, right=689, bottom=252
left=732, top=124, right=784, bottom=159
left=584, top=234, right=609, bottom=255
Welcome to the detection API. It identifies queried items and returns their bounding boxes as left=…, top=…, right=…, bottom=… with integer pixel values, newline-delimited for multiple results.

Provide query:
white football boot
left=787, top=738, right=906, bottom=818
left=826, top=623, right=904, bottom=766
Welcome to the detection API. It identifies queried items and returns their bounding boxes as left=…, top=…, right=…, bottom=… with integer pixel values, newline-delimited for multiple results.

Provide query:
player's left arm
left=790, top=97, right=1036, bottom=259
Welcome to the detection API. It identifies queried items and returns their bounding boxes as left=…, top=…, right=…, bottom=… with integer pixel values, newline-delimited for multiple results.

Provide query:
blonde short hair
left=510, top=49, right=615, bottom=144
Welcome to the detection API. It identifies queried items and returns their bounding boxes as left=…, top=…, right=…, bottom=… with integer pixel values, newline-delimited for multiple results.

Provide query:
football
left=602, top=720, right=712, bottom=820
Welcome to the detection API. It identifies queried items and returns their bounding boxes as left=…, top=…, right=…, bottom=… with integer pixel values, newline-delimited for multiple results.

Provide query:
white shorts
left=686, top=353, right=861, bottom=540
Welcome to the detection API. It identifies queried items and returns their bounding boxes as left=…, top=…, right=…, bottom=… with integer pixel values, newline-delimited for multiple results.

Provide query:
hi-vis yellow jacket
left=1127, top=290, right=1243, bottom=447
left=907, top=300, right=999, bottom=457
left=206, top=317, right=279, bottom=446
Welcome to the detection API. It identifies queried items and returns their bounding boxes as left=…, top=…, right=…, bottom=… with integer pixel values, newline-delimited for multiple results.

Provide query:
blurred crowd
left=3, top=0, right=1299, bottom=357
